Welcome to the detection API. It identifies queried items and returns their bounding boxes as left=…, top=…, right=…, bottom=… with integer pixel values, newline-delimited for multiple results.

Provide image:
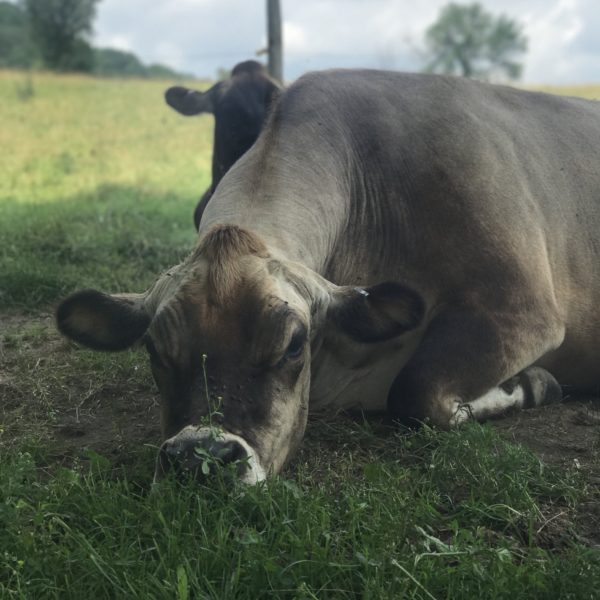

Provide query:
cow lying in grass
left=58, top=69, right=600, bottom=484
left=165, top=60, right=281, bottom=229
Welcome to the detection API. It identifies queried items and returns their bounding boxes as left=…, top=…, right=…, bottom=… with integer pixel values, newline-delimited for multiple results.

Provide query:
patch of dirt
left=46, top=389, right=162, bottom=468
left=494, top=396, right=600, bottom=547
left=1, top=311, right=161, bottom=469
left=494, top=397, right=600, bottom=472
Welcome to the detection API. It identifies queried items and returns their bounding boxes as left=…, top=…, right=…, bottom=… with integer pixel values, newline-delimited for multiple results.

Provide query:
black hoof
left=519, top=366, right=562, bottom=408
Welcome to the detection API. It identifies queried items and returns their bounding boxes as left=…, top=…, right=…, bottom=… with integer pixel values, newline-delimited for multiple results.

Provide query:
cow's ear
left=328, top=282, right=425, bottom=343
left=56, top=290, right=151, bottom=351
left=165, top=84, right=219, bottom=116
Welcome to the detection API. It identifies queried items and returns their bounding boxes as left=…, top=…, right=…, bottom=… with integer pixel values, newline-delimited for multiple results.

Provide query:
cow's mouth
left=153, top=425, right=266, bottom=485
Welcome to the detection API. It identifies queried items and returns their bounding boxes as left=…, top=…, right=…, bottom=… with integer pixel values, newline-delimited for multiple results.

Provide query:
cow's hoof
left=519, top=366, right=562, bottom=407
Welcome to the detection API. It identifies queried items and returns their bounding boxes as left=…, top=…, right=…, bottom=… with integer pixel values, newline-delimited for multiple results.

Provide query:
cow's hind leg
left=388, top=304, right=565, bottom=428
left=450, top=367, right=562, bottom=425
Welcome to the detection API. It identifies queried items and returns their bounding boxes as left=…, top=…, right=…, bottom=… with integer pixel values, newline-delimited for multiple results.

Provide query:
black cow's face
left=56, top=226, right=424, bottom=484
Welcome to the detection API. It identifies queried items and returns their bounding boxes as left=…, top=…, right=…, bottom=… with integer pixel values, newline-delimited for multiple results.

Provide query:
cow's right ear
left=327, top=282, right=425, bottom=343
left=165, top=84, right=219, bottom=116
left=56, top=290, right=151, bottom=351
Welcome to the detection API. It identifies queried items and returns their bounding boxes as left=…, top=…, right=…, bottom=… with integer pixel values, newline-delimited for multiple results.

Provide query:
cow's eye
left=285, top=330, right=306, bottom=360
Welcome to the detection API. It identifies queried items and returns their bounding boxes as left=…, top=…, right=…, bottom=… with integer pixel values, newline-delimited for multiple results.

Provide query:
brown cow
left=57, top=70, right=600, bottom=483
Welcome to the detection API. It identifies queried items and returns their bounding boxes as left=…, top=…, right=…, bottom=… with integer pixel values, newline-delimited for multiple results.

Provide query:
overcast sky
left=93, top=0, right=599, bottom=83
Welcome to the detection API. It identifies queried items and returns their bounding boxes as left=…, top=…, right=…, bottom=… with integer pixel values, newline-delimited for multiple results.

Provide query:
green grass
left=0, top=70, right=203, bottom=309
left=1, top=70, right=600, bottom=598
left=1, top=424, right=597, bottom=599
left=0, top=184, right=196, bottom=308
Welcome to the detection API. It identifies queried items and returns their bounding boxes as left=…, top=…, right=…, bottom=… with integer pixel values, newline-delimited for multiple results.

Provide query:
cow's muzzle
left=153, top=425, right=266, bottom=485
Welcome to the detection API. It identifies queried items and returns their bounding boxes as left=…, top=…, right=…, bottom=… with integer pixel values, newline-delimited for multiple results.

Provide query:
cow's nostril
left=165, top=443, right=182, bottom=458
left=209, top=439, right=247, bottom=465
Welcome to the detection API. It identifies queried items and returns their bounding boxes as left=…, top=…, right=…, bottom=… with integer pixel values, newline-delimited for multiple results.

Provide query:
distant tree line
left=0, top=0, right=189, bottom=78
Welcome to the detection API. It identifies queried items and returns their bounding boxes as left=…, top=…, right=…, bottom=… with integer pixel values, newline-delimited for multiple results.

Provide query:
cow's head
left=56, top=226, right=424, bottom=484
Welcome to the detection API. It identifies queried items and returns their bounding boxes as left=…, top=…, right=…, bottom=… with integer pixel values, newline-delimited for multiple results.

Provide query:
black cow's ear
left=165, top=84, right=219, bottom=116
left=328, top=282, right=425, bottom=343
left=56, top=290, right=151, bottom=351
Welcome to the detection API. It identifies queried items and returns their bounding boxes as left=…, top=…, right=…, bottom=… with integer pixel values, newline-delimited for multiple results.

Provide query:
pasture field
left=1, top=70, right=600, bottom=598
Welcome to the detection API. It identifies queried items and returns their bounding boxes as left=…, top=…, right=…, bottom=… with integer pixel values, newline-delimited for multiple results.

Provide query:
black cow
left=165, top=60, right=282, bottom=229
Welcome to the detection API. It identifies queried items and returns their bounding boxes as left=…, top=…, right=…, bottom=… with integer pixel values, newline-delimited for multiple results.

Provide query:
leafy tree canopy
left=0, top=1, right=34, bottom=67
left=424, top=2, right=527, bottom=80
left=20, top=0, right=100, bottom=70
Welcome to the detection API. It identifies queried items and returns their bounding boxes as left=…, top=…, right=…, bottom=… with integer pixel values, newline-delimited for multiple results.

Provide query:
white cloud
left=283, top=21, right=307, bottom=54
left=521, top=0, right=585, bottom=82
left=154, top=42, right=185, bottom=70
left=96, top=34, right=133, bottom=52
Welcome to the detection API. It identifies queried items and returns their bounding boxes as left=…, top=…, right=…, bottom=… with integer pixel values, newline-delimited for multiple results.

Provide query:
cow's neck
left=199, top=171, right=348, bottom=278
left=198, top=133, right=412, bottom=289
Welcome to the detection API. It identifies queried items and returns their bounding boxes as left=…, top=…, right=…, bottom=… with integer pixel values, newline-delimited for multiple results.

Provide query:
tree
left=20, top=0, right=100, bottom=71
left=0, top=1, right=33, bottom=68
left=92, top=48, right=189, bottom=79
left=423, top=3, right=527, bottom=80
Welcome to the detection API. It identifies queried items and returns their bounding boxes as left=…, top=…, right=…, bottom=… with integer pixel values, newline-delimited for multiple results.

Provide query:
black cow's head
left=165, top=61, right=282, bottom=229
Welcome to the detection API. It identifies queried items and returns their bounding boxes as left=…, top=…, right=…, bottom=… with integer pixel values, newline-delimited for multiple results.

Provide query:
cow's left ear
left=56, top=289, right=151, bottom=351
left=165, top=83, right=220, bottom=116
left=328, top=282, right=425, bottom=343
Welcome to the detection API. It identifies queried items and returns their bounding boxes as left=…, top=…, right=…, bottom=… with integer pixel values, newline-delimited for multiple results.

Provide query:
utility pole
left=267, top=0, right=283, bottom=83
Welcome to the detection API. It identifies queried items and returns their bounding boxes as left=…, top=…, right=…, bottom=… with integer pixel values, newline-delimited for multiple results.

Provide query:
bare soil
left=0, top=312, right=161, bottom=468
